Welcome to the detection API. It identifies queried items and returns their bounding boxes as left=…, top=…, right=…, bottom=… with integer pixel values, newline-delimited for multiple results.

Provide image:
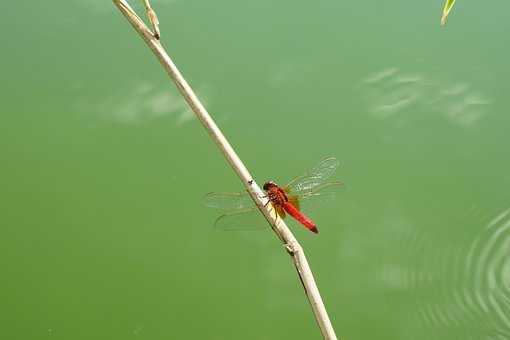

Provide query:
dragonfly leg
left=263, top=200, right=279, bottom=224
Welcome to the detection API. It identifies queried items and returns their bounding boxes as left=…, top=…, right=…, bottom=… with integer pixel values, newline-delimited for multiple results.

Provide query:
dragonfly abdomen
left=282, top=202, right=318, bottom=234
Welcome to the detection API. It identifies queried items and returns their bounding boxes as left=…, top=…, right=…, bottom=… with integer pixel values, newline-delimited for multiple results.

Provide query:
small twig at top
left=142, top=0, right=160, bottom=39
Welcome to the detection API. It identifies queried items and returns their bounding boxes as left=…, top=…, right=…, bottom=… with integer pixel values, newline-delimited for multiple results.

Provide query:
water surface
left=1, top=0, right=510, bottom=339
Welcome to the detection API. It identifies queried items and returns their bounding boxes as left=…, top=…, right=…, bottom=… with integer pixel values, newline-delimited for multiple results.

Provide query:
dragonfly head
left=263, top=181, right=278, bottom=191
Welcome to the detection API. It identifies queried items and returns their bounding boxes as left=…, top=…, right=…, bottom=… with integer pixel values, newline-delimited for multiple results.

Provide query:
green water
left=2, top=1, right=510, bottom=339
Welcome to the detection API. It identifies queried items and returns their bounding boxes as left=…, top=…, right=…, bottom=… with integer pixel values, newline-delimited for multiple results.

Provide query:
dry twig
left=111, top=2, right=339, bottom=339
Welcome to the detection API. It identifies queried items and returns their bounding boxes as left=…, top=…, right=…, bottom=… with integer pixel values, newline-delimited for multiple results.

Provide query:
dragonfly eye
left=263, top=181, right=276, bottom=191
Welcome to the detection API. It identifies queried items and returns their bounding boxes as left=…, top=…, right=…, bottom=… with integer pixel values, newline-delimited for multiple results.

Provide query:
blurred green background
left=1, top=0, right=510, bottom=339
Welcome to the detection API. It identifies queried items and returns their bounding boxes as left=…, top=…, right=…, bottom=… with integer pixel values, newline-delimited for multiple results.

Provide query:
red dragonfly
left=204, top=157, right=342, bottom=234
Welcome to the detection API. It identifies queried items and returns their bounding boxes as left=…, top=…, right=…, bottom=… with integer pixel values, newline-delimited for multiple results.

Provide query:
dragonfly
left=203, top=157, right=342, bottom=234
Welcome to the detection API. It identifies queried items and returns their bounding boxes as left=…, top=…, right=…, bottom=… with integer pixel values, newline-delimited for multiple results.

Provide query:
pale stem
left=112, top=1, right=338, bottom=339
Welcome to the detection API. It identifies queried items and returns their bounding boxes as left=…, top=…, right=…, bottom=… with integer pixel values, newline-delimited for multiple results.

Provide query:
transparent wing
left=288, top=181, right=343, bottom=211
left=213, top=208, right=267, bottom=231
left=203, top=191, right=255, bottom=210
left=213, top=205, right=282, bottom=231
left=284, top=157, right=340, bottom=194
left=204, top=192, right=274, bottom=231
left=298, top=181, right=343, bottom=200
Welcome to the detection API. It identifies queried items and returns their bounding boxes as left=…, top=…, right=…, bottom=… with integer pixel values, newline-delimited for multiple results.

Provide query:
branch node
left=285, top=243, right=298, bottom=256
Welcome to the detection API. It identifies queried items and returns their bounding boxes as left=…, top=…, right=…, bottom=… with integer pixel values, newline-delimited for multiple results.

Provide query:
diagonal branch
left=111, top=1, right=339, bottom=339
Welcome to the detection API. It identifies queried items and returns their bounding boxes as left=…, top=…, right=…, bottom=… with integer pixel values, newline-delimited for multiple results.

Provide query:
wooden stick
left=112, top=2, right=338, bottom=339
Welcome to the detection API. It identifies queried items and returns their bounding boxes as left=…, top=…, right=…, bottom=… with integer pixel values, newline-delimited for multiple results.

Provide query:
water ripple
left=464, top=208, right=510, bottom=336
left=413, top=208, right=510, bottom=338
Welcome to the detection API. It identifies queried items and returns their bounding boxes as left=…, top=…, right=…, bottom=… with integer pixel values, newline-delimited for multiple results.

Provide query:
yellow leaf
left=441, top=0, right=456, bottom=26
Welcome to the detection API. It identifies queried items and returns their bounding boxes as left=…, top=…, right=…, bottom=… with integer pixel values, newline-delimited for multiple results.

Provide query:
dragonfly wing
left=287, top=182, right=342, bottom=212
left=214, top=208, right=266, bottom=231
left=299, top=181, right=343, bottom=198
left=298, top=191, right=338, bottom=210
left=284, top=157, right=340, bottom=194
left=213, top=203, right=285, bottom=231
left=203, top=191, right=254, bottom=210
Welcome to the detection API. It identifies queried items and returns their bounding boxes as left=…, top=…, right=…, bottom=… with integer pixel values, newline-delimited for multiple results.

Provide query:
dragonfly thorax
left=263, top=181, right=288, bottom=206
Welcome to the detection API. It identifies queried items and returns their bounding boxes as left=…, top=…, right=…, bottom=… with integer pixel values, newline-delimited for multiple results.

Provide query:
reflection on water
left=362, top=67, right=491, bottom=128
left=88, top=82, right=209, bottom=126
left=268, top=60, right=314, bottom=88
